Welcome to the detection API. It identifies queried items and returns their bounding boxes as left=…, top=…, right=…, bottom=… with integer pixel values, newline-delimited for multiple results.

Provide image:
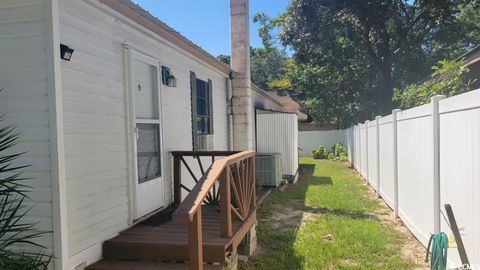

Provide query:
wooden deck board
left=103, top=206, right=250, bottom=263
left=86, top=260, right=224, bottom=270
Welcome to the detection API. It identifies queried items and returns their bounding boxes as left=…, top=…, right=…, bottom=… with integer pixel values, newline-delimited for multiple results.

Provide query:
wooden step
left=86, top=260, right=223, bottom=270
left=103, top=239, right=227, bottom=263
left=102, top=206, right=244, bottom=263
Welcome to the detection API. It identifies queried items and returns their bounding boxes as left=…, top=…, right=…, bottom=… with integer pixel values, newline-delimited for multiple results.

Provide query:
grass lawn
left=242, top=157, right=417, bottom=270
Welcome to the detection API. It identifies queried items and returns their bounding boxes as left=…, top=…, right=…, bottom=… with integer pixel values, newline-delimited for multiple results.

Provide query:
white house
left=0, top=0, right=284, bottom=269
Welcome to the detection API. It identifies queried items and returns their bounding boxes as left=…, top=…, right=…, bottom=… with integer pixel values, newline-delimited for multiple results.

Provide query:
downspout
left=227, top=72, right=234, bottom=151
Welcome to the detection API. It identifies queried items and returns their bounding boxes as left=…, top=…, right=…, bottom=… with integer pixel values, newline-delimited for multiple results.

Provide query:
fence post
left=432, top=95, right=445, bottom=233
left=375, top=116, right=381, bottom=198
left=358, top=125, right=362, bottom=173
left=365, top=120, right=369, bottom=183
left=392, top=109, right=401, bottom=218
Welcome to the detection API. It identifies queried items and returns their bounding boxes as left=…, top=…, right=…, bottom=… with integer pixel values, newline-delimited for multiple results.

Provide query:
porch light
left=162, top=66, right=177, bottom=87
left=60, top=44, right=74, bottom=61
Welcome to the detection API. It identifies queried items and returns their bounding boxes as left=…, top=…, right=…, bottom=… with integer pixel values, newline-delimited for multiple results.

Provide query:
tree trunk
left=377, top=64, right=394, bottom=116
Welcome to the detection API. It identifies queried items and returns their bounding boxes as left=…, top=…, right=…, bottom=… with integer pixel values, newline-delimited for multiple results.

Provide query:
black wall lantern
left=60, top=44, right=74, bottom=61
left=161, top=66, right=177, bottom=87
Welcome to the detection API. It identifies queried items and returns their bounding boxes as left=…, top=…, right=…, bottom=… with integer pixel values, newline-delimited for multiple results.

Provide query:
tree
left=279, top=0, right=469, bottom=117
left=393, top=59, right=472, bottom=109
left=216, top=54, right=230, bottom=66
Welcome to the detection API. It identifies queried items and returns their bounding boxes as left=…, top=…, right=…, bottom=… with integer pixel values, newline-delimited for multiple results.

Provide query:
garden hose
left=425, top=232, right=448, bottom=270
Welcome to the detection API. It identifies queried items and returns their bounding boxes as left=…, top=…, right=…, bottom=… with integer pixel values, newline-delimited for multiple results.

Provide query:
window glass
left=195, top=78, right=211, bottom=134
left=137, top=123, right=161, bottom=183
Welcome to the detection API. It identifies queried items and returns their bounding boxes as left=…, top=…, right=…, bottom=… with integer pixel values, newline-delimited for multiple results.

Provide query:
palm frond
left=0, top=115, right=52, bottom=269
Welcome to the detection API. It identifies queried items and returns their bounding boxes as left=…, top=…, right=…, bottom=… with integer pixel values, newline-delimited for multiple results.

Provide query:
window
left=196, top=78, right=211, bottom=135
left=136, top=123, right=161, bottom=183
left=190, top=71, right=213, bottom=150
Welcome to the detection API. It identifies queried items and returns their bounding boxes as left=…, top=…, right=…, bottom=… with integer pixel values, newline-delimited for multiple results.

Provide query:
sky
left=134, top=0, right=289, bottom=57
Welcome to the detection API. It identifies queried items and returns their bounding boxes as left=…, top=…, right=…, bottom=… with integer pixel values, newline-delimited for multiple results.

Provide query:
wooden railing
left=171, top=151, right=257, bottom=270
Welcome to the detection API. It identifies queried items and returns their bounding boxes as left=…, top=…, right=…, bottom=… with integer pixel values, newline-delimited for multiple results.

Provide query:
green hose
left=425, top=232, right=448, bottom=270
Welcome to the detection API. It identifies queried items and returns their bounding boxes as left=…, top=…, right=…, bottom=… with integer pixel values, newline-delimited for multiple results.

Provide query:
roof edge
left=251, top=84, right=285, bottom=107
left=99, top=0, right=231, bottom=76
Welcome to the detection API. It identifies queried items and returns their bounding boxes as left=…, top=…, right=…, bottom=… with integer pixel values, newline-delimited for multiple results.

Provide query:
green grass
left=242, top=158, right=416, bottom=270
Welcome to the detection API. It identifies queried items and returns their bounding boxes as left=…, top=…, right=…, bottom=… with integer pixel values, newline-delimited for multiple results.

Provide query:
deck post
left=252, top=157, right=256, bottom=208
left=173, top=155, right=181, bottom=205
left=220, top=168, right=232, bottom=237
left=188, top=210, right=203, bottom=270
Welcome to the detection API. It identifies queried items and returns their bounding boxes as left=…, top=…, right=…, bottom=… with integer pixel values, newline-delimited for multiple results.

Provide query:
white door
left=129, top=50, right=165, bottom=219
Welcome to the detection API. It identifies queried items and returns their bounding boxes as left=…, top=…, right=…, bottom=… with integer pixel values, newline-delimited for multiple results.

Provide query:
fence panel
left=344, top=89, right=480, bottom=267
left=367, top=121, right=378, bottom=189
left=354, top=125, right=361, bottom=170
left=439, top=91, right=480, bottom=265
left=360, top=123, right=368, bottom=178
left=396, top=103, right=434, bottom=246
left=298, top=130, right=346, bottom=157
left=345, top=127, right=354, bottom=164
left=378, top=115, right=395, bottom=208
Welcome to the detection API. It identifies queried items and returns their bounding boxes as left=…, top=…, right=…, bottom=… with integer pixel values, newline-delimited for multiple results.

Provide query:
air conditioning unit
left=197, top=135, right=214, bottom=151
left=255, top=153, right=282, bottom=187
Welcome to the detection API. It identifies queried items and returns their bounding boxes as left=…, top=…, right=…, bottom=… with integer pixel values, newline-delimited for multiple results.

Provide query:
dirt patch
left=268, top=202, right=323, bottom=232
left=358, top=173, right=429, bottom=269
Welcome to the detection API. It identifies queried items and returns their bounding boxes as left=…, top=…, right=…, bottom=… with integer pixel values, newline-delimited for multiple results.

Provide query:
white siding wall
left=58, top=0, right=229, bottom=267
left=256, top=113, right=299, bottom=177
left=0, top=0, right=55, bottom=254
left=253, top=90, right=283, bottom=149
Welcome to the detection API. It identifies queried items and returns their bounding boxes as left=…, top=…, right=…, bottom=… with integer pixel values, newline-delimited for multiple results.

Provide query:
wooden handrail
left=172, top=150, right=255, bottom=224
left=171, top=150, right=256, bottom=270
left=171, top=150, right=239, bottom=157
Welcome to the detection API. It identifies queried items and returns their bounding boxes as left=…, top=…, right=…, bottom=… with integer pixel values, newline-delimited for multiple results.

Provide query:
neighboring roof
left=251, top=84, right=285, bottom=107
left=457, top=45, right=480, bottom=66
left=99, top=0, right=230, bottom=76
left=266, top=90, right=309, bottom=121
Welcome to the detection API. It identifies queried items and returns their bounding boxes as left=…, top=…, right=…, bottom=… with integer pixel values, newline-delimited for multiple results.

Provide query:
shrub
left=312, top=143, right=349, bottom=161
left=331, top=143, right=348, bottom=161
left=312, top=146, right=329, bottom=159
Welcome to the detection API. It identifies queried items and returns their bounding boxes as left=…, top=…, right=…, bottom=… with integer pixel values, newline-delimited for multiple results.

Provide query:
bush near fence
left=343, top=89, right=480, bottom=267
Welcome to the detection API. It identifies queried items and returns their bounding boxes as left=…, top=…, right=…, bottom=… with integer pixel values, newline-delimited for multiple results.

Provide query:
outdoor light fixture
left=60, top=44, right=74, bottom=61
left=162, top=66, right=177, bottom=87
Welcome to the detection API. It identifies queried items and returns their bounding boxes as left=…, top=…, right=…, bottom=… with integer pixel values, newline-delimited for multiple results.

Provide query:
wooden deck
left=87, top=206, right=256, bottom=269
left=88, top=151, right=257, bottom=270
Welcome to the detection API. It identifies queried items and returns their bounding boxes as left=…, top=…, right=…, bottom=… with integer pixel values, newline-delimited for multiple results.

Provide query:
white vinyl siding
left=58, top=0, right=229, bottom=267
left=0, top=0, right=54, bottom=255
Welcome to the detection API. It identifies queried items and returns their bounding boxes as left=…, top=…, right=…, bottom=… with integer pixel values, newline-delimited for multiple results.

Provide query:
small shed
left=256, top=110, right=299, bottom=181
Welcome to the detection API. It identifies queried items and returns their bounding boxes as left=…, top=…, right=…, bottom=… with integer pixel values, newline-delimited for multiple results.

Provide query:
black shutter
left=208, top=79, right=214, bottom=134
left=190, top=71, right=198, bottom=150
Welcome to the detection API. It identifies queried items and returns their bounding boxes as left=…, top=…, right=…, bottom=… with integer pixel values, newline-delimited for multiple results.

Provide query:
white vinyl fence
left=345, top=89, right=480, bottom=267
left=299, top=130, right=346, bottom=157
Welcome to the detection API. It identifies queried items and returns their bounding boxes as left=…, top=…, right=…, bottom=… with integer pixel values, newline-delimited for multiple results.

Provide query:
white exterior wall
left=345, top=89, right=480, bottom=267
left=58, top=0, right=229, bottom=267
left=256, top=113, right=299, bottom=177
left=0, top=0, right=58, bottom=259
left=252, top=90, right=283, bottom=149
left=298, top=130, right=346, bottom=157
